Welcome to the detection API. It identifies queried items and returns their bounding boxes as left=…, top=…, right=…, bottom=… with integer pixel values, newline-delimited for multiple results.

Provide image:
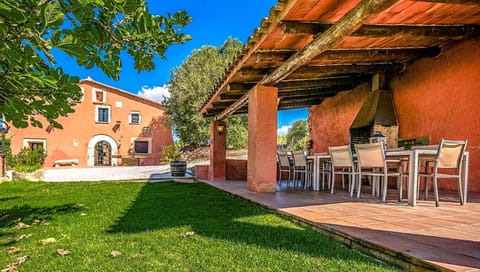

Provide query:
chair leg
left=349, top=173, right=356, bottom=197
left=382, top=175, right=388, bottom=202
left=397, top=175, right=402, bottom=202
left=356, top=173, right=362, bottom=198
left=458, top=176, right=464, bottom=205
left=433, top=175, right=440, bottom=207
left=330, top=170, right=335, bottom=194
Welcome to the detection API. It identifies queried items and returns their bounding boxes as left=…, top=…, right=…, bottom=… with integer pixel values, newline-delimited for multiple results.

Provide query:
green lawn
left=0, top=181, right=398, bottom=271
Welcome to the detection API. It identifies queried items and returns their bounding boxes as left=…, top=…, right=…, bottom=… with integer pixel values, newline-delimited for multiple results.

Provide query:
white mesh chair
left=328, top=145, right=356, bottom=195
left=277, top=150, right=291, bottom=188
left=292, top=150, right=312, bottom=189
left=418, top=139, right=467, bottom=207
left=413, top=145, right=438, bottom=200
left=355, top=143, right=403, bottom=202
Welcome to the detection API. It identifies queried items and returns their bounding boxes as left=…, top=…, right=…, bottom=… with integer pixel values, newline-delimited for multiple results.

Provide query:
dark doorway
left=95, top=141, right=111, bottom=166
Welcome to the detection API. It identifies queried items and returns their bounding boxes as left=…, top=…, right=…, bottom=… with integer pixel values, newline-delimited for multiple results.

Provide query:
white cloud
left=277, top=125, right=291, bottom=136
left=137, top=84, right=170, bottom=102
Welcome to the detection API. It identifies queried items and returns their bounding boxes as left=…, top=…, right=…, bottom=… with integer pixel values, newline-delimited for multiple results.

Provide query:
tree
left=226, top=114, right=248, bottom=149
left=0, top=0, right=191, bottom=129
left=166, top=38, right=248, bottom=148
left=286, top=120, right=309, bottom=151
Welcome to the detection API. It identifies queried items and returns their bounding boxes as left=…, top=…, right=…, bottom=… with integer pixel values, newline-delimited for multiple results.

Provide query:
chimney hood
left=349, top=89, right=399, bottom=149
left=351, top=89, right=397, bottom=129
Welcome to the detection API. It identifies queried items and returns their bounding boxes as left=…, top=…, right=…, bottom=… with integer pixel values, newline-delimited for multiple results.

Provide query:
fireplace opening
left=349, top=89, right=398, bottom=151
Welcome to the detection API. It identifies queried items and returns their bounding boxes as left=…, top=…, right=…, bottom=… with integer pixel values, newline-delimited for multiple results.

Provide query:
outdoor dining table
left=385, top=148, right=470, bottom=206
left=308, top=149, right=470, bottom=206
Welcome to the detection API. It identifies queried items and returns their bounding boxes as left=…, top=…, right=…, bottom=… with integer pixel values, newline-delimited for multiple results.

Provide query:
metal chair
left=328, top=145, right=356, bottom=195
left=292, top=150, right=312, bottom=189
left=277, top=150, right=291, bottom=188
left=412, top=145, right=438, bottom=200
left=355, top=143, right=403, bottom=202
left=418, top=139, right=467, bottom=207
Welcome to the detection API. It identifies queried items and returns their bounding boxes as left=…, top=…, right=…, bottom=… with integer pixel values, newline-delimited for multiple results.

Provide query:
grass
left=0, top=181, right=398, bottom=271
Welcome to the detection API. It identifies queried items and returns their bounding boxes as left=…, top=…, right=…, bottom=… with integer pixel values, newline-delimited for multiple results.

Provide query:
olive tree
left=166, top=38, right=248, bottom=148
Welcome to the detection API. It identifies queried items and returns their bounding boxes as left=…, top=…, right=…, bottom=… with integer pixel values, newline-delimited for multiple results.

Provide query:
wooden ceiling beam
left=260, top=0, right=399, bottom=85
left=277, top=75, right=367, bottom=91
left=281, top=21, right=480, bottom=39
left=238, top=63, right=405, bottom=81
left=221, top=85, right=350, bottom=100
left=227, top=75, right=367, bottom=93
left=278, top=98, right=325, bottom=109
left=278, top=86, right=350, bottom=98
left=255, top=47, right=441, bottom=62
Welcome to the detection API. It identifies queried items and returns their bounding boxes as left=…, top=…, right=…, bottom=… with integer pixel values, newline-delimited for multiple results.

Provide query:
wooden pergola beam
left=227, top=75, right=367, bottom=93
left=278, top=98, right=325, bottom=109
left=281, top=21, right=480, bottom=39
left=221, top=85, right=351, bottom=100
left=237, top=63, right=405, bottom=81
left=255, top=47, right=442, bottom=63
left=259, top=0, right=399, bottom=85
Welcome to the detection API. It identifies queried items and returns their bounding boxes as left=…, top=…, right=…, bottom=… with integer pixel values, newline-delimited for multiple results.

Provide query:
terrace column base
left=247, top=85, right=278, bottom=192
left=209, top=120, right=226, bottom=181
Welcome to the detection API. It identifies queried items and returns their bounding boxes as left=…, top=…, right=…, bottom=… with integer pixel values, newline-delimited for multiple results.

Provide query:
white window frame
left=92, top=87, right=106, bottom=103
left=131, top=137, right=152, bottom=155
left=129, top=111, right=141, bottom=125
left=23, top=138, right=47, bottom=153
left=95, top=105, right=111, bottom=123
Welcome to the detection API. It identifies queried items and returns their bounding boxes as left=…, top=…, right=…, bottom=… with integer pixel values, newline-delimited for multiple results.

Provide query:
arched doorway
left=94, top=141, right=111, bottom=166
left=87, top=135, right=118, bottom=166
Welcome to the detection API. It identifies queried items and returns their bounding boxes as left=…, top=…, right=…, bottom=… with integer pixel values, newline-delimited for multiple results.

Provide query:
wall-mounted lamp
left=216, top=123, right=226, bottom=135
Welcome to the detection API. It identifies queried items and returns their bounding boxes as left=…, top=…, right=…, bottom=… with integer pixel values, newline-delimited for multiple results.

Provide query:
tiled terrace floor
left=203, top=180, right=480, bottom=272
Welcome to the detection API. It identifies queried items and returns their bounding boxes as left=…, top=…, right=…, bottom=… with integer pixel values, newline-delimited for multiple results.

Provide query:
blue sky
left=54, top=0, right=308, bottom=135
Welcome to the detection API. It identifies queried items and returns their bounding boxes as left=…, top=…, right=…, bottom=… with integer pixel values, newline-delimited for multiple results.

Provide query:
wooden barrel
left=170, top=161, right=187, bottom=176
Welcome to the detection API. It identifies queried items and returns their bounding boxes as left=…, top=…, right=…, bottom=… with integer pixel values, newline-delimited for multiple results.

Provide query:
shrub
left=9, top=145, right=46, bottom=173
left=161, top=144, right=181, bottom=164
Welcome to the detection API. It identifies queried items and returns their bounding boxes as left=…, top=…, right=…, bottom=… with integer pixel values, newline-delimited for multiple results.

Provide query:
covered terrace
left=198, top=0, right=480, bottom=194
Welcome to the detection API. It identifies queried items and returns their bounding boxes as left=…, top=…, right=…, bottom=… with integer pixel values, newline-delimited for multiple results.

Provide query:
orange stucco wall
left=9, top=79, right=173, bottom=167
left=194, top=160, right=247, bottom=181
left=309, top=39, right=480, bottom=192
left=392, top=39, right=480, bottom=192
left=227, top=160, right=247, bottom=181
left=309, top=83, right=370, bottom=154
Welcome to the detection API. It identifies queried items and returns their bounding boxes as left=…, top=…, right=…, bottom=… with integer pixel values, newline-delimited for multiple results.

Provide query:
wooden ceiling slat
left=221, top=85, right=352, bottom=100
left=254, top=46, right=441, bottom=65
left=227, top=75, right=367, bottom=93
left=237, top=63, right=405, bottom=81
left=281, top=21, right=480, bottom=39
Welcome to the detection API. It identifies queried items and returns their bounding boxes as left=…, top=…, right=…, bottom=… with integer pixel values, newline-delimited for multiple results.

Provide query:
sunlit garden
left=0, top=181, right=397, bottom=271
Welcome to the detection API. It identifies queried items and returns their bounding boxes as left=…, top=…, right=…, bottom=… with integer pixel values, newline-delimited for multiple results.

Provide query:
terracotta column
left=209, top=120, right=226, bottom=181
left=247, top=85, right=278, bottom=192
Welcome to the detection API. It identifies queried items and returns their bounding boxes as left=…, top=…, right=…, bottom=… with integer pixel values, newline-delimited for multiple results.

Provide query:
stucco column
left=247, top=85, right=278, bottom=192
left=209, top=120, right=226, bottom=181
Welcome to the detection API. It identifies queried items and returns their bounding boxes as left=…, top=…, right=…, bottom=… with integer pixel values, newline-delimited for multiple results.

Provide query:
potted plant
left=162, top=144, right=186, bottom=177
